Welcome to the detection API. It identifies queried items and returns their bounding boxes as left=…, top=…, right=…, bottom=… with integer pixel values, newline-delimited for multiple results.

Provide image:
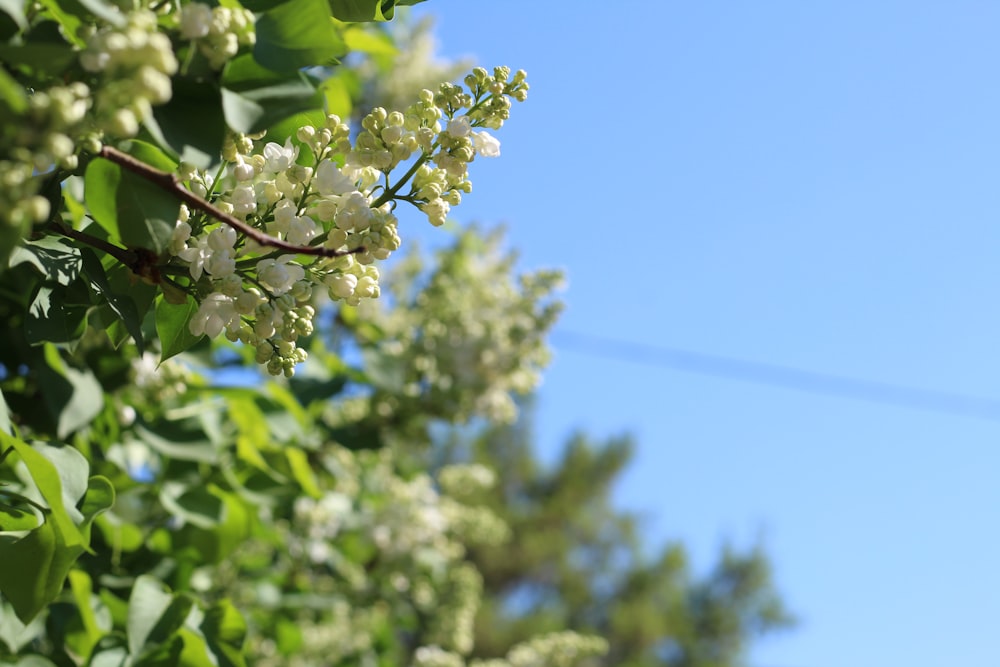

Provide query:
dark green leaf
left=26, top=284, right=89, bottom=345
left=84, top=157, right=178, bottom=254
left=2, top=434, right=87, bottom=549
left=342, top=25, right=397, bottom=55
left=0, top=597, right=46, bottom=654
left=221, top=80, right=322, bottom=135
left=126, top=576, right=173, bottom=657
left=328, top=0, right=389, bottom=21
left=80, top=249, right=144, bottom=354
left=0, top=0, right=27, bottom=31
left=0, top=465, right=110, bottom=623
left=155, top=294, right=203, bottom=363
left=238, top=0, right=285, bottom=10
left=159, top=484, right=223, bottom=529
left=9, top=236, right=82, bottom=285
left=0, top=42, right=78, bottom=73
left=201, top=600, right=247, bottom=667
left=0, top=387, right=12, bottom=436
left=36, top=344, right=104, bottom=439
left=2, top=655, right=58, bottom=667
left=175, top=486, right=250, bottom=563
left=149, top=78, right=225, bottom=169
left=67, top=570, right=104, bottom=658
left=0, top=495, right=42, bottom=531
left=254, top=0, right=346, bottom=72
left=134, top=420, right=218, bottom=463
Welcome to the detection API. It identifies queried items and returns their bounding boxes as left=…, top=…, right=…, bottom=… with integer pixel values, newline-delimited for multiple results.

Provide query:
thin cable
left=551, top=330, right=1000, bottom=421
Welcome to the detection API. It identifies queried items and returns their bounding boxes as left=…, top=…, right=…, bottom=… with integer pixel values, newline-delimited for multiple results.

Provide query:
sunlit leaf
left=254, top=0, right=346, bottom=72
left=155, top=294, right=203, bottom=363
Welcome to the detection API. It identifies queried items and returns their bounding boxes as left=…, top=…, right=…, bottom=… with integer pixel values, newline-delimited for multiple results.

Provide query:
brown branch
left=98, top=145, right=363, bottom=258
left=48, top=220, right=139, bottom=268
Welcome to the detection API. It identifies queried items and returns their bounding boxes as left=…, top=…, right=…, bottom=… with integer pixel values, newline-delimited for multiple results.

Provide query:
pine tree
left=436, top=407, right=793, bottom=667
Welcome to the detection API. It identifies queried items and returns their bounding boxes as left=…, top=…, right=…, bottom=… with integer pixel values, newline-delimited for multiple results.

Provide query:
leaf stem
left=372, top=153, right=430, bottom=209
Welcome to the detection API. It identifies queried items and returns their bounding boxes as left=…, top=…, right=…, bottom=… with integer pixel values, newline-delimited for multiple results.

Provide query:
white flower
left=179, top=3, right=213, bottom=39
left=325, top=273, right=357, bottom=299
left=420, top=198, right=450, bottom=226
left=204, top=250, right=235, bottom=278
left=189, top=292, right=239, bottom=338
left=287, top=215, right=318, bottom=246
left=270, top=198, right=296, bottom=235
left=335, top=191, right=373, bottom=231
left=207, top=225, right=237, bottom=251
left=229, top=183, right=256, bottom=214
left=445, top=116, right=472, bottom=138
left=170, top=221, right=191, bottom=255
left=472, top=130, right=500, bottom=157
left=177, top=236, right=210, bottom=280
left=233, top=159, right=255, bottom=181
left=262, top=139, right=298, bottom=173
left=257, top=255, right=305, bottom=295
left=314, top=160, right=355, bottom=196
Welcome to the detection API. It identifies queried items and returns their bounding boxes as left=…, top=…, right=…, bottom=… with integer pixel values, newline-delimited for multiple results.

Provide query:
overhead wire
left=550, top=330, right=1000, bottom=422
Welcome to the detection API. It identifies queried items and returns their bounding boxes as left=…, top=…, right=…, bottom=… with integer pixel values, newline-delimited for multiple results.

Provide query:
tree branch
left=98, top=145, right=364, bottom=258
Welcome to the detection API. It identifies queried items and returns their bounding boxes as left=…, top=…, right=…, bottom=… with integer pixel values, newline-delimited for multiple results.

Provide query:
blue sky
left=408, top=2, right=1000, bottom=666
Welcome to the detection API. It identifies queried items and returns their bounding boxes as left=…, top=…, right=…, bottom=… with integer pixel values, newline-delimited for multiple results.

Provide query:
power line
left=551, top=330, right=1000, bottom=422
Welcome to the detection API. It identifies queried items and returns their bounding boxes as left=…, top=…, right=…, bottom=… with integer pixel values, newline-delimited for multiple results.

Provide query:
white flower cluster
left=361, top=229, right=563, bottom=423
left=170, top=69, right=529, bottom=376
left=176, top=2, right=256, bottom=69
left=237, top=444, right=509, bottom=665
left=413, top=631, right=609, bottom=667
left=80, top=10, right=178, bottom=138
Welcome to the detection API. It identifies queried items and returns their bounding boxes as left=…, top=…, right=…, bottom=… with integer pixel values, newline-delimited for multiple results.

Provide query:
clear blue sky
left=409, top=2, right=1000, bottom=666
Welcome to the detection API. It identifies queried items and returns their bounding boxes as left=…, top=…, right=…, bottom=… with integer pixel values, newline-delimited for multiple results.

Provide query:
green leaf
left=221, top=55, right=326, bottom=133
left=328, top=0, right=393, bottom=21
left=0, top=388, right=12, bottom=436
left=67, top=570, right=104, bottom=658
left=221, top=80, right=322, bottom=135
left=0, top=0, right=27, bottom=31
left=238, top=0, right=285, bottom=10
left=320, top=71, right=354, bottom=119
left=84, top=157, right=179, bottom=254
left=1, top=655, right=58, bottom=667
left=155, top=295, right=203, bottom=363
left=254, top=0, right=346, bottom=72
left=149, top=78, right=225, bottom=169
left=126, top=575, right=173, bottom=657
left=134, top=420, right=218, bottom=463
left=342, top=25, right=397, bottom=55
left=200, top=600, right=247, bottom=667
left=0, top=496, right=42, bottom=531
left=0, top=74, right=27, bottom=114
left=81, top=249, right=144, bottom=354
left=26, top=284, right=89, bottom=346
left=0, top=42, right=79, bottom=73
left=9, top=236, right=82, bottom=285
left=0, top=597, right=46, bottom=654
left=0, top=443, right=112, bottom=624
left=37, top=344, right=104, bottom=439
left=227, top=397, right=271, bottom=471
left=175, top=486, right=250, bottom=563
left=258, top=108, right=327, bottom=145
left=159, top=484, right=223, bottom=529
left=3, top=435, right=86, bottom=549
left=285, top=449, right=321, bottom=498
left=96, top=253, right=159, bottom=349
left=34, top=0, right=122, bottom=45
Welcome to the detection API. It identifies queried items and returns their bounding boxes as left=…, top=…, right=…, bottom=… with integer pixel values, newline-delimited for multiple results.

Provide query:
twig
left=98, top=145, right=364, bottom=258
left=48, top=221, right=139, bottom=268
